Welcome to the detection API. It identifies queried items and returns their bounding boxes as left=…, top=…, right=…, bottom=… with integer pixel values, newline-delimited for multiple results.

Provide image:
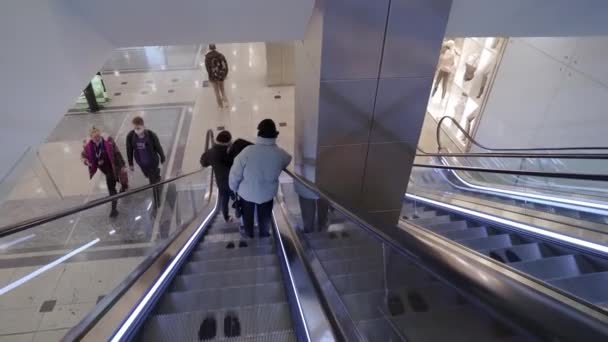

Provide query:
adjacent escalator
left=400, top=198, right=608, bottom=308
left=280, top=182, right=531, bottom=342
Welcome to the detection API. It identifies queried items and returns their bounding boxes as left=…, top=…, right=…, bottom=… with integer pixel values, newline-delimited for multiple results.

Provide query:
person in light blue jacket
left=229, top=119, right=292, bottom=238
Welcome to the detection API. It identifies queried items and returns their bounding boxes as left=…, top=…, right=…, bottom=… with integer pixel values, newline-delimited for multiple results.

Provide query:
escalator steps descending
left=137, top=217, right=295, bottom=341
left=403, top=200, right=608, bottom=309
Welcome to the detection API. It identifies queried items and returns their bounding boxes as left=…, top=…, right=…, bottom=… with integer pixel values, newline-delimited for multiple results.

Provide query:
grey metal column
left=295, top=0, right=452, bottom=227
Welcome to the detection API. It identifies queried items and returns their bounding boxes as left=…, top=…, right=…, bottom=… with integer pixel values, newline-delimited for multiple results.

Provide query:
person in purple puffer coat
left=81, top=127, right=127, bottom=218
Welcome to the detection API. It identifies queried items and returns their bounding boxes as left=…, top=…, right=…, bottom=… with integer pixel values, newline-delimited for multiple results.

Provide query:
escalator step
left=441, top=226, right=488, bottom=241
left=171, top=266, right=281, bottom=292
left=549, top=271, right=608, bottom=304
left=196, top=238, right=272, bottom=252
left=190, top=244, right=275, bottom=261
left=407, top=215, right=452, bottom=226
left=181, top=255, right=278, bottom=275
left=424, top=220, right=469, bottom=233
left=480, top=243, right=544, bottom=263
left=156, top=282, right=287, bottom=315
left=460, top=234, right=513, bottom=251
left=141, top=303, right=294, bottom=342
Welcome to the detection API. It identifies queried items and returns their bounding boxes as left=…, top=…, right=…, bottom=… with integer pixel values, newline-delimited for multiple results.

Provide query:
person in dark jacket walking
left=82, top=127, right=126, bottom=218
left=201, top=131, right=234, bottom=222
left=126, top=115, right=166, bottom=206
left=204, top=44, right=229, bottom=108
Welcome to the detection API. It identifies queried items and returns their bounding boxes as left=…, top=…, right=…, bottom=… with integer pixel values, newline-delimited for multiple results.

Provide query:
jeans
left=104, top=172, right=118, bottom=211
left=211, top=80, right=227, bottom=107
left=144, top=167, right=162, bottom=208
left=242, top=199, right=273, bottom=238
left=218, top=189, right=234, bottom=221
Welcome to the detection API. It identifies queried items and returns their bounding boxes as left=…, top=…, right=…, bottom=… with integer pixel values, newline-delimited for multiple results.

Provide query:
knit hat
left=257, top=119, right=279, bottom=139
left=216, top=131, right=232, bottom=144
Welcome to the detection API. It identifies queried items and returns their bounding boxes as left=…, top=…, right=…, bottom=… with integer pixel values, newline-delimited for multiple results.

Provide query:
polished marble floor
left=0, top=42, right=295, bottom=340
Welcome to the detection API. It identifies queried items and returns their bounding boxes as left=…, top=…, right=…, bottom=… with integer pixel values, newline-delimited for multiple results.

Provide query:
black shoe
left=505, top=250, right=521, bottom=262
left=238, top=241, right=248, bottom=248
left=198, top=315, right=216, bottom=340
left=224, top=312, right=241, bottom=337
left=226, top=242, right=235, bottom=249
left=341, top=231, right=350, bottom=238
left=407, top=291, right=429, bottom=313
left=489, top=251, right=505, bottom=263
left=109, top=209, right=119, bottom=218
left=386, top=293, right=405, bottom=316
left=328, top=232, right=337, bottom=239
left=259, top=232, right=271, bottom=238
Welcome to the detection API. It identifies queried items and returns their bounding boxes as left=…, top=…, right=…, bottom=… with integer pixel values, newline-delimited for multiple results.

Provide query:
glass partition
left=278, top=175, right=533, bottom=341
left=0, top=169, right=211, bottom=340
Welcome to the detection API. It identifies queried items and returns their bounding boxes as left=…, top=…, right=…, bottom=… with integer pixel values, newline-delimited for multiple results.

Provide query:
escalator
left=401, top=197, right=608, bottom=308
left=1, top=132, right=608, bottom=341
left=137, top=217, right=296, bottom=341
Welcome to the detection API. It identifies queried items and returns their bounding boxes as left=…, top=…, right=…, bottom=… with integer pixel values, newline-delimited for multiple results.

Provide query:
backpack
left=206, top=51, right=228, bottom=81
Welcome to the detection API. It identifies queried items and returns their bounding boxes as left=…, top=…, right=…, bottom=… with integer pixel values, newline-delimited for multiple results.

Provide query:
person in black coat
left=201, top=131, right=234, bottom=222
left=126, top=115, right=166, bottom=207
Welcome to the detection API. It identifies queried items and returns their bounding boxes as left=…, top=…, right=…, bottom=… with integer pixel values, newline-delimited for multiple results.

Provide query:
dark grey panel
left=362, top=210, right=402, bottom=230
left=380, top=0, right=452, bottom=78
left=318, top=80, right=376, bottom=146
left=316, top=144, right=367, bottom=209
left=361, top=142, right=414, bottom=212
left=370, top=77, right=432, bottom=144
left=320, top=0, right=390, bottom=80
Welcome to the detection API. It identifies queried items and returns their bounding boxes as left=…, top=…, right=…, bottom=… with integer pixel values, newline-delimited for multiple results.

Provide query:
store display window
left=427, top=37, right=505, bottom=148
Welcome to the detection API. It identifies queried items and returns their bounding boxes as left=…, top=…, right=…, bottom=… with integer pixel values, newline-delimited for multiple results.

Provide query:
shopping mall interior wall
left=0, top=0, right=112, bottom=181
left=474, top=37, right=608, bottom=149
left=447, top=0, right=608, bottom=37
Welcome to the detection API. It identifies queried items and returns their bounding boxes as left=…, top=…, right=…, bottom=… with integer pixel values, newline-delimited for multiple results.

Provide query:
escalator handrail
left=434, top=115, right=608, bottom=153
left=0, top=168, right=205, bottom=238
left=283, top=169, right=608, bottom=340
left=416, top=151, right=608, bottom=159
left=412, top=163, right=608, bottom=182
left=0, top=129, right=218, bottom=239
left=63, top=129, right=217, bottom=341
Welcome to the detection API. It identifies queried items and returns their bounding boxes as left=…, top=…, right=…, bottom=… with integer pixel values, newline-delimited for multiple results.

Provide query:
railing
left=433, top=115, right=608, bottom=153
left=283, top=169, right=608, bottom=341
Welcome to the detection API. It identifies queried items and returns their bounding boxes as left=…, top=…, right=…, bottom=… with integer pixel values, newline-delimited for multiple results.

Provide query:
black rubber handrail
left=434, top=115, right=608, bottom=153
left=412, top=163, right=608, bottom=182
left=416, top=151, right=608, bottom=159
left=0, top=129, right=217, bottom=238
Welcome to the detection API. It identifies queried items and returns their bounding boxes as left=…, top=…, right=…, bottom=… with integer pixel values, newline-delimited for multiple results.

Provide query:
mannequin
left=431, top=40, right=456, bottom=100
